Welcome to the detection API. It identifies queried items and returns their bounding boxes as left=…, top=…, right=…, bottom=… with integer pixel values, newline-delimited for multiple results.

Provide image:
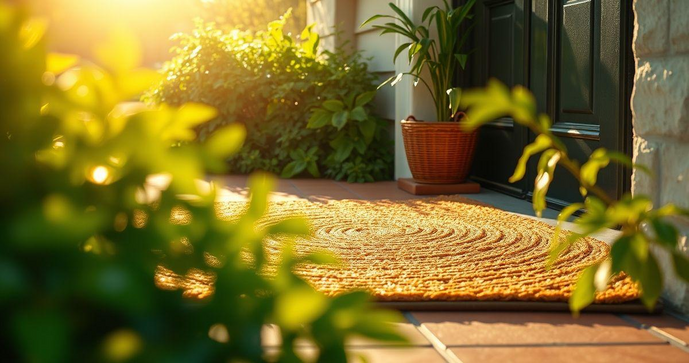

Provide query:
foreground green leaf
left=570, top=264, right=598, bottom=315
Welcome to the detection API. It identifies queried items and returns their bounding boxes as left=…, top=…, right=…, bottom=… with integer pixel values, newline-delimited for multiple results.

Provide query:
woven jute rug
left=159, top=196, right=640, bottom=304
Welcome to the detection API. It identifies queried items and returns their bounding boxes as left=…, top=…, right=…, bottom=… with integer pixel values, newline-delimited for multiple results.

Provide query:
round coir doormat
left=229, top=196, right=639, bottom=304
left=158, top=196, right=640, bottom=304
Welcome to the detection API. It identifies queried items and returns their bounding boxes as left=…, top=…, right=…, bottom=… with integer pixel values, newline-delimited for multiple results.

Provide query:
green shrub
left=0, top=4, right=404, bottom=362
left=144, top=12, right=393, bottom=182
left=195, top=0, right=307, bottom=35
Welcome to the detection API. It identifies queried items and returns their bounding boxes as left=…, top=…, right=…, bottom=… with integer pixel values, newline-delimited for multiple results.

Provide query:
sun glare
left=32, top=0, right=202, bottom=65
left=90, top=165, right=110, bottom=185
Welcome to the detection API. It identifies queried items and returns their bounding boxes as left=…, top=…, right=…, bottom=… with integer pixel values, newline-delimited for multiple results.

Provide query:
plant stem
left=558, top=155, right=615, bottom=206
left=527, top=124, right=616, bottom=206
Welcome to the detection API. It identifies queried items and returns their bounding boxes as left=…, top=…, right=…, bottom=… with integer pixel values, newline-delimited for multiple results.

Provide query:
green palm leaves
left=362, top=1, right=476, bottom=121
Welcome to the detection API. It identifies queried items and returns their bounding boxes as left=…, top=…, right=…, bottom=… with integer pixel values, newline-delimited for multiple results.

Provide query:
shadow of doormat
left=218, top=196, right=640, bottom=305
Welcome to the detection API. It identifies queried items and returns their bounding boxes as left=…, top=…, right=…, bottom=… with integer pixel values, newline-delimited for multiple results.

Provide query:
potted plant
left=362, top=0, right=477, bottom=184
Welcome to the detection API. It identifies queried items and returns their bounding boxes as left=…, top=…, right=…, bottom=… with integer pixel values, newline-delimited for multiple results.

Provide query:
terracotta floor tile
left=275, top=180, right=304, bottom=191
left=216, top=190, right=304, bottom=202
left=211, top=174, right=248, bottom=187
left=336, top=181, right=424, bottom=200
left=261, top=323, right=430, bottom=347
left=451, top=344, right=688, bottom=363
left=346, top=323, right=431, bottom=347
left=348, top=347, right=445, bottom=363
left=412, top=312, right=663, bottom=345
left=290, top=186, right=351, bottom=194
left=214, top=175, right=304, bottom=201
left=295, top=191, right=358, bottom=201
left=288, top=179, right=339, bottom=188
left=307, top=194, right=360, bottom=202
left=627, top=313, right=689, bottom=343
left=264, top=346, right=444, bottom=363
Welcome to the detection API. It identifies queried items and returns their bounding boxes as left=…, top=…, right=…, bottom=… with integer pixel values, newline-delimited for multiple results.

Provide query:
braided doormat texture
left=159, top=196, right=640, bottom=303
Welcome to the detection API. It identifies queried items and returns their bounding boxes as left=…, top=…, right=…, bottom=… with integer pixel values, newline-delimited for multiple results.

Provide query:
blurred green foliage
left=462, top=79, right=689, bottom=314
left=0, top=3, right=405, bottom=362
left=196, top=0, right=306, bottom=36
left=145, top=12, right=393, bottom=183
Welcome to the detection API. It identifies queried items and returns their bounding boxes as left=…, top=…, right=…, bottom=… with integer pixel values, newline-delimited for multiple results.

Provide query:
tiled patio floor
left=212, top=175, right=689, bottom=363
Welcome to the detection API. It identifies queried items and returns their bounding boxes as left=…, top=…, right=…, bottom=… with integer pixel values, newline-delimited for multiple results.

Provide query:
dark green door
left=465, top=0, right=633, bottom=209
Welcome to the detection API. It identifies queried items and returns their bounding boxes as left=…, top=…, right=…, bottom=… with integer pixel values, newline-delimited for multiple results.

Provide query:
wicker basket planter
left=401, top=114, right=478, bottom=184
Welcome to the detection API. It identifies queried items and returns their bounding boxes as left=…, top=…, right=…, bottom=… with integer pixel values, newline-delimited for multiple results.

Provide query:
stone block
left=659, top=141, right=689, bottom=209
left=632, top=57, right=689, bottom=139
left=634, top=0, right=669, bottom=56
left=632, top=136, right=660, bottom=205
left=670, top=0, right=689, bottom=53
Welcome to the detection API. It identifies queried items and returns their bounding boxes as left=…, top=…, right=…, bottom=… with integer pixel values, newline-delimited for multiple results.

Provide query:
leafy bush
left=145, top=13, right=393, bottom=182
left=0, top=4, right=404, bottom=362
left=461, top=80, right=689, bottom=314
left=195, top=0, right=306, bottom=35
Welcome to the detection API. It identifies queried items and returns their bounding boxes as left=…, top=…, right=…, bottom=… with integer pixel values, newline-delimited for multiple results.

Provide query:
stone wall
left=632, top=0, right=689, bottom=313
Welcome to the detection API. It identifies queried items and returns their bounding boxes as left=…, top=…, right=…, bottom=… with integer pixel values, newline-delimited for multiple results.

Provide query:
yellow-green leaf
left=547, top=202, right=584, bottom=267
left=390, top=72, right=404, bottom=87
left=533, top=150, right=560, bottom=217
left=358, top=119, right=376, bottom=144
left=447, top=87, right=462, bottom=116
left=580, top=148, right=610, bottom=196
left=118, top=69, right=162, bottom=99
left=46, top=53, right=79, bottom=74
left=671, top=251, right=689, bottom=283
left=323, top=100, right=344, bottom=112
left=307, top=109, right=330, bottom=129
left=355, top=91, right=377, bottom=107
left=638, top=253, right=662, bottom=310
left=300, top=23, right=315, bottom=40
left=204, top=123, right=246, bottom=160
left=569, top=264, right=598, bottom=315
left=510, top=134, right=552, bottom=183
left=350, top=106, right=367, bottom=121
left=511, top=85, right=537, bottom=124
left=650, top=218, right=679, bottom=249
left=460, top=79, right=512, bottom=131
left=275, top=285, right=328, bottom=330
left=332, top=110, right=349, bottom=130
left=247, top=172, right=275, bottom=218
left=102, top=329, right=142, bottom=362
left=176, top=103, right=218, bottom=128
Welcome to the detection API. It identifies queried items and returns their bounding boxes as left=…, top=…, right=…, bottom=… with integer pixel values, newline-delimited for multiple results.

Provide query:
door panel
left=559, top=0, right=595, bottom=117
left=531, top=0, right=623, bottom=207
left=467, top=0, right=631, bottom=208
left=470, top=0, right=528, bottom=196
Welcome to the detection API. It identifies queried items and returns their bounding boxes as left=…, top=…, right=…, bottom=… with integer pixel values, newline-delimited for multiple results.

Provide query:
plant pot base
left=397, top=178, right=481, bottom=195
left=410, top=178, right=467, bottom=184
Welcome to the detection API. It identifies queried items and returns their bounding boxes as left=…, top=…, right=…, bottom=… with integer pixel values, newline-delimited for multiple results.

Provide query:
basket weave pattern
left=401, top=115, right=478, bottom=184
